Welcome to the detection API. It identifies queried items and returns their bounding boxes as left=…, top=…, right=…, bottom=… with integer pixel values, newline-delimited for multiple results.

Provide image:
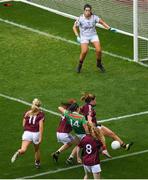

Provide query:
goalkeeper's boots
left=122, top=142, right=134, bottom=151
left=76, top=63, right=82, bottom=73
left=97, top=63, right=105, bottom=73
left=11, top=151, right=19, bottom=163
left=35, top=160, right=40, bottom=169
left=102, top=149, right=112, bottom=158
left=65, top=157, right=74, bottom=165
left=51, top=151, right=59, bottom=163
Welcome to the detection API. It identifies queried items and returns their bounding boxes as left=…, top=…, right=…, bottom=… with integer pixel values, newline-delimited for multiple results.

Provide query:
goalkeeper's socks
left=97, top=59, right=102, bottom=66
left=76, top=60, right=83, bottom=73
left=97, top=60, right=105, bottom=73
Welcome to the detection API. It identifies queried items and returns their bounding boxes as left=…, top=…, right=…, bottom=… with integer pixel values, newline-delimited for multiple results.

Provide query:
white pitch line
left=0, top=10, right=147, bottom=179
left=0, top=17, right=148, bottom=67
left=99, top=110, right=148, bottom=123
left=16, top=164, right=82, bottom=179
left=0, top=93, right=148, bottom=122
left=16, top=149, right=148, bottom=179
left=0, top=93, right=61, bottom=117
left=0, top=17, right=132, bottom=62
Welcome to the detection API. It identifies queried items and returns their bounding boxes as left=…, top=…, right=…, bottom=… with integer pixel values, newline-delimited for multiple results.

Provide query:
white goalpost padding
left=3, top=0, right=148, bottom=63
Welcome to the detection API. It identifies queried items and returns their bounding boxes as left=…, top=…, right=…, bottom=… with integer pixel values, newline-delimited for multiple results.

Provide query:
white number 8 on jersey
left=86, top=144, right=92, bottom=154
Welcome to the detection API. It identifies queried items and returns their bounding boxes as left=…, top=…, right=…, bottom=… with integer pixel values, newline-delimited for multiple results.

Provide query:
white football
left=111, top=141, right=121, bottom=150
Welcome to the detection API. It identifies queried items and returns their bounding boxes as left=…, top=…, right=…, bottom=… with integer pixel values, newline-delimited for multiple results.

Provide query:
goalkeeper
left=73, top=4, right=116, bottom=73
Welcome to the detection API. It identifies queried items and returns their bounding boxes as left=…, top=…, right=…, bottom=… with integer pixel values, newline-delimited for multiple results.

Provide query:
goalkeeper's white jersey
left=75, top=14, right=100, bottom=37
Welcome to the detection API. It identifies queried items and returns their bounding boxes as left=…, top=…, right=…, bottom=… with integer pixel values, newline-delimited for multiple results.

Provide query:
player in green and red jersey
left=58, top=103, right=88, bottom=140
left=58, top=102, right=111, bottom=164
left=58, top=102, right=88, bottom=164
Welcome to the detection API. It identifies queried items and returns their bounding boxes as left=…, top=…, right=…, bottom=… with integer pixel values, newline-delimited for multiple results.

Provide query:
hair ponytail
left=87, top=122, right=106, bottom=145
left=80, top=93, right=96, bottom=103
left=31, top=98, right=41, bottom=114
left=61, top=98, right=77, bottom=109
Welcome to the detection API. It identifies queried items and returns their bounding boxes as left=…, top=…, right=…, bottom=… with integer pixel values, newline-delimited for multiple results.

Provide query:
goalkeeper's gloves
left=76, top=36, right=81, bottom=43
left=109, top=27, right=117, bottom=32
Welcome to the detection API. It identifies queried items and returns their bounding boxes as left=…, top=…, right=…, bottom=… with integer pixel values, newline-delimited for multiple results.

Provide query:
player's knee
left=81, top=49, right=88, bottom=55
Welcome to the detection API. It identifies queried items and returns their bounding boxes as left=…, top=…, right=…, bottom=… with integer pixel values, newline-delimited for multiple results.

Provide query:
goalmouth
left=1, top=0, right=148, bottom=66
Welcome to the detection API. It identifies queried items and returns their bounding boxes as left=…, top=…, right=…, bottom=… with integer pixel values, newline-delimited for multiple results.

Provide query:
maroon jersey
left=57, top=116, right=72, bottom=133
left=23, top=111, right=45, bottom=132
left=78, top=134, right=102, bottom=166
left=80, top=104, right=97, bottom=126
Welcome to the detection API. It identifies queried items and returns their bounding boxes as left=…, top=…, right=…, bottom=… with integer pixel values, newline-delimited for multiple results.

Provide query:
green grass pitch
left=0, top=1, right=148, bottom=179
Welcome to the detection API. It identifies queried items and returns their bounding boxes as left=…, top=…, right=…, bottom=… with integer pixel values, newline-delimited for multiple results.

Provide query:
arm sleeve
left=23, top=111, right=28, bottom=118
left=75, top=17, right=80, bottom=27
left=63, top=110, right=69, bottom=118
left=40, top=112, right=45, bottom=122
left=78, top=141, right=83, bottom=148
left=94, top=15, right=100, bottom=23
left=82, top=117, right=87, bottom=125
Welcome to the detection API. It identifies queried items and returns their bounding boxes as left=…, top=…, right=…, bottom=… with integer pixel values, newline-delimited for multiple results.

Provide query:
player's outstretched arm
left=58, top=106, right=66, bottom=114
left=99, top=19, right=117, bottom=32
left=99, top=18, right=110, bottom=29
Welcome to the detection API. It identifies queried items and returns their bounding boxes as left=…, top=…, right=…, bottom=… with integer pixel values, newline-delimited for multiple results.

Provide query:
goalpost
left=12, top=0, right=148, bottom=64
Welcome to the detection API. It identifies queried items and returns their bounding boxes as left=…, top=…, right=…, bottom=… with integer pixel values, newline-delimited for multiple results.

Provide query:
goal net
left=23, top=0, right=148, bottom=63
left=138, top=1, right=148, bottom=62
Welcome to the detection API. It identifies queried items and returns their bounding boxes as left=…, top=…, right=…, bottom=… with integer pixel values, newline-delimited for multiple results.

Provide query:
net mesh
left=28, top=0, right=148, bottom=61
left=30, top=0, right=133, bottom=33
left=138, top=0, right=148, bottom=61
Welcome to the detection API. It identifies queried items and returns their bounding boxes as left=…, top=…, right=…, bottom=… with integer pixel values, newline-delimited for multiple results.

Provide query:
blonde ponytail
left=31, top=98, right=41, bottom=114
left=87, top=122, right=106, bottom=146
